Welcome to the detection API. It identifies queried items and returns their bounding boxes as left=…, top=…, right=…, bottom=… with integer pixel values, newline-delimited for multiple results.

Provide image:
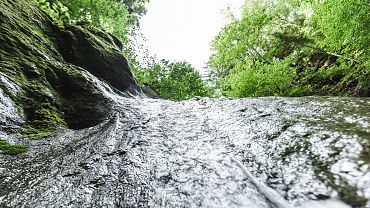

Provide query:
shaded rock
left=0, top=0, right=138, bottom=135
left=55, top=25, right=137, bottom=92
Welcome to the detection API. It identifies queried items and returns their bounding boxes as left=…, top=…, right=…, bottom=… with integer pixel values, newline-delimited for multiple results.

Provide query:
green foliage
left=0, top=140, right=28, bottom=155
left=32, top=0, right=149, bottom=43
left=208, top=0, right=370, bottom=97
left=135, top=60, right=214, bottom=100
left=61, top=0, right=130, bottom=40
left=222, top=58, right=307, bottom=97
left=122, top=0, right=150, bottom=23
left=32, top=0, right=70, bottom=23
left=209, top=0, right=311, bottom=78
left=311, top=0, right=370, bottom=59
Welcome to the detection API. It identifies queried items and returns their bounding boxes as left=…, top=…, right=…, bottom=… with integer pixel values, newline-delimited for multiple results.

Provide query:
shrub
left=222, top=59, right=305, bottom=97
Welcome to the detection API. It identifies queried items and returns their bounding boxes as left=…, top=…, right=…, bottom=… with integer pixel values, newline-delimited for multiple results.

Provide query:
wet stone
left=0, top=95, right=369, bottom=208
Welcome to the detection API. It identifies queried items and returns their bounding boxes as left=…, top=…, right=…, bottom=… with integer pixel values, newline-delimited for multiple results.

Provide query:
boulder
left=0, top=0, right=138, bottom=135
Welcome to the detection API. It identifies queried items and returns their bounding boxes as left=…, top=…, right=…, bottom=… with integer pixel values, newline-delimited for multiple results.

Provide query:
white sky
left=139, top=0, right=244, bottom=72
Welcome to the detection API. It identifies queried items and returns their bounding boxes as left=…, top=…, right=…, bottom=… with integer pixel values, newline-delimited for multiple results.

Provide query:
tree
left=33, top=0, right=150, bottom=42
left=208, top=0, right=311, bottom=95
left=121, top=0, right=150, bottom=24
left=311, top=0, right=370, bottom=60
left=208, top=0, right=370, bottom=97
left=135, top=60, right=213, bottom=100
left=60, top=0, right=130, bottom=40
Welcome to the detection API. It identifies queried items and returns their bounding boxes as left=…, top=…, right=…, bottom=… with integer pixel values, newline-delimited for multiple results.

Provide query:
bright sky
left=139, top=0, right=244, bottom=72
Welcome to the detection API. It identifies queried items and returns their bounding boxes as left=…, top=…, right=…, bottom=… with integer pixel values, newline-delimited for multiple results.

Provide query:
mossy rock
left=0, top=0, right=138, bottom=139
left=0, top=139, right=28, bottom=155
left=21, top=107, right=67, bottom=139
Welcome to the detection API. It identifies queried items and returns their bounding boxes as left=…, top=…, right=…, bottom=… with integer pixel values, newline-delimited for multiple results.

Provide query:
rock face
left=0, top=75, right=23, bottom=127
left=56, top=25, right=137, bottom=92
left=0, top=0, right=137, bottom=133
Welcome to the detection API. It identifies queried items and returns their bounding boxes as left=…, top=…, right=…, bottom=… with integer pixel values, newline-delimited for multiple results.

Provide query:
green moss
left=2, top=68, right=69, bottom=140
left=21, top=107, right=67, bottom=140
left=21, top=125, right=57, bottom=140
left=0, top=139, right=28, bottom=155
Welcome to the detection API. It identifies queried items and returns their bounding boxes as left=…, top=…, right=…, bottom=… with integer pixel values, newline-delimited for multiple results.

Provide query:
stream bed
left=1, top=94, right=369, bottom=208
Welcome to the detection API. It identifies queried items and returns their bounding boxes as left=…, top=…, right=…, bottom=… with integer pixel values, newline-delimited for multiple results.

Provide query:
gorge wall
left=0, top=0, right=137, bottom=137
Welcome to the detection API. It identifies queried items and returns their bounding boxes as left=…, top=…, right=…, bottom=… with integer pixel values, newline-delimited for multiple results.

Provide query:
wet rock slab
left=0, top=96, right=369, bottom=208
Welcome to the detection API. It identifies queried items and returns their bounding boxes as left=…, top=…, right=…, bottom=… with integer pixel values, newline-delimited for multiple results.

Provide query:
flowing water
left=0, top=80, right=369, bottom=208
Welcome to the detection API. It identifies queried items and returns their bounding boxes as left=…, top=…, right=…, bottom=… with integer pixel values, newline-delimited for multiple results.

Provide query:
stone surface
left=56, top=25, right=137, bottom=92
left=0, top=0, right=137, bottom=132
left=0, top=95, right=369, bottom=208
